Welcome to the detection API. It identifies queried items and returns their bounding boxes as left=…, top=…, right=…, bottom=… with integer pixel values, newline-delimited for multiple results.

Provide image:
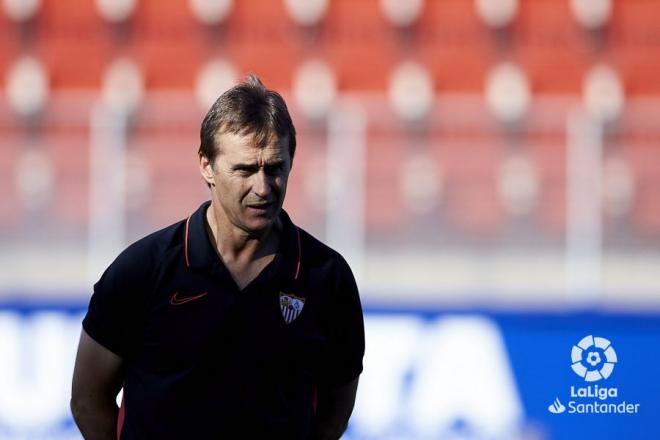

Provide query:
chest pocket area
left=138, top=293, right=232, bottom=375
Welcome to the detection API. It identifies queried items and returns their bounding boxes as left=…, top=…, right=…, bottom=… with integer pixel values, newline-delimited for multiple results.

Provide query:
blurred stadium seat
left=0, top=0, right=658, bottom=292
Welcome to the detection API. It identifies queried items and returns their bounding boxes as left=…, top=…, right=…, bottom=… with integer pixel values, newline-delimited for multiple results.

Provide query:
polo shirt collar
left=184, top=200, right=217, bottom=270
left=184, top=201, right=302, bottom=283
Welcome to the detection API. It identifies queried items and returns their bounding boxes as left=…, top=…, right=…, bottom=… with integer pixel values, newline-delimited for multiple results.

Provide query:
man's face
left=207, top=130, right=291, bottom=235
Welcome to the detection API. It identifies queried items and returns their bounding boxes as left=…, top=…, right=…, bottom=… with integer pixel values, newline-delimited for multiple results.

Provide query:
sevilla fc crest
left=280, top=292, right=305, bottom=324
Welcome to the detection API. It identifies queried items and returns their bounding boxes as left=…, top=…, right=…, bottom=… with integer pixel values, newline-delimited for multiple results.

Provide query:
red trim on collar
left=294, top=226, right=301, bottom=280
left=184, top=214, right=192, bottom=268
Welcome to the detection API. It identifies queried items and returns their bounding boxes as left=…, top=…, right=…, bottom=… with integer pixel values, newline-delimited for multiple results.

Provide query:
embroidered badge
left=279, top=292, right=305, bottom=324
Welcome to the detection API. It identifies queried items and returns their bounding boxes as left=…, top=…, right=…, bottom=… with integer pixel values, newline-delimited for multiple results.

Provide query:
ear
left=199, top=153, right=216, bottom=187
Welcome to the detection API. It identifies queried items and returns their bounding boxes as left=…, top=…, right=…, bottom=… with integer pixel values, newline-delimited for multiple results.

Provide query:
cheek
left=216, top=178, right=246, bottom=201
left=274, top=177, right=287, bottom=195
left=276, top=173, right=290, bottom=188
left=240, top=180, right=255, bottom=199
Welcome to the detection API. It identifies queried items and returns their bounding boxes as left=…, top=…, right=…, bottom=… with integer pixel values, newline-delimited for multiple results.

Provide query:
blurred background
left=1, top=0, right=660, bottom=439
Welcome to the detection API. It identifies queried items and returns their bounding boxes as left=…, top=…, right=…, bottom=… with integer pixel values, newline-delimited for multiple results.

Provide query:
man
left=71, top=74, right=365, bottom=439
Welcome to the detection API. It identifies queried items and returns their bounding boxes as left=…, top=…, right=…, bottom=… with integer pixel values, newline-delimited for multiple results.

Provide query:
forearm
left=71, top=330, right=125, bottom=440
left=70, top=398, right=119, bottom=440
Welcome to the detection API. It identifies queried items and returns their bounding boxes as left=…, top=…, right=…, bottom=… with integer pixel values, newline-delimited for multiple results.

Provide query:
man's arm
left=313, top=377, right=360, bottom=440
left=71, top=329, right=124, bottom=440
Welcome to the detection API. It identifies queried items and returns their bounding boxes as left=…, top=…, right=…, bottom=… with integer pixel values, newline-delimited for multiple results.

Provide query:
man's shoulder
left=295, top=226, right=351, bottom=274
left=106, top=217, right=186, bottom=275
left=132, top=218, right=186, bottom=254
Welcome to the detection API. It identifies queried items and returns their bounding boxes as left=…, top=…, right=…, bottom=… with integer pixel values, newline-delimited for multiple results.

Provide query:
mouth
left=246, top=202, right=274, bottom=211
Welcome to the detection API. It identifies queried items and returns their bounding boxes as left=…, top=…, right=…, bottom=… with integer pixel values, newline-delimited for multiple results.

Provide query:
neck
left=205, top=202, right=281, bottom=263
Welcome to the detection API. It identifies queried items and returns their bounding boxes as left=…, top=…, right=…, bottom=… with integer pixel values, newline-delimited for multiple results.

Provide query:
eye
left=235, top=166, right=257, bottom=175
left=265, top=163, right=285, bottom=175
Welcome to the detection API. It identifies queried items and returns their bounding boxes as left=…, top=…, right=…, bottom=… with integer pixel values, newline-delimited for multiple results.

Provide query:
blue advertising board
left=0, top=301, right=658, bottom=439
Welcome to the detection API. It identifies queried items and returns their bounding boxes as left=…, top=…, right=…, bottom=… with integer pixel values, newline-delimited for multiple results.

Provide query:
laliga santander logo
left=571, top=335, right=617, bottom=382
left=550, top=335, right=639, bottom=415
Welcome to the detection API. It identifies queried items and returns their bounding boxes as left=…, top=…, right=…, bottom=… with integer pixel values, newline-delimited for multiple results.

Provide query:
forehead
left=214, top=130, right=289, bottom=162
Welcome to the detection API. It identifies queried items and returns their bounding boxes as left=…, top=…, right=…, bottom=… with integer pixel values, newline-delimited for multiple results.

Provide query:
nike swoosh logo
left=170, top=291, right=208, bottom=305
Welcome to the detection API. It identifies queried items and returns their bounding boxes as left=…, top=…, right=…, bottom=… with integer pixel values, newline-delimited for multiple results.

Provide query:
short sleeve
left=82, top=244, right=151, bottom=358
left=320, top=255, right=365, bottom=387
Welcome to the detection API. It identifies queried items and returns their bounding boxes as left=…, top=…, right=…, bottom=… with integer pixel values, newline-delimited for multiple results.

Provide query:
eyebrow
left=232, top=160, right=285, bottom=170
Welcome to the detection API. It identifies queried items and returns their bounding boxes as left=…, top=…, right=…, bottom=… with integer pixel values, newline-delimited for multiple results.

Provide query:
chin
left=243, top=217, right=274, bottom=233
left=240, top=205, right=280, bottom=232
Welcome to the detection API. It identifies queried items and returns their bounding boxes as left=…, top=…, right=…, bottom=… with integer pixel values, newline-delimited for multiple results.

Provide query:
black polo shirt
left=82, top=201, right=365, bottom=439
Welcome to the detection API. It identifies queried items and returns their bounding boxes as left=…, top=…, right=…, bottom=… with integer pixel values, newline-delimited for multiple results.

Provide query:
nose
left=252, top=169, right=272, bottom=199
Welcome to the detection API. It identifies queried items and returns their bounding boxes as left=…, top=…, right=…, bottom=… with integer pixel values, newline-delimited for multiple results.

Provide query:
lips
left=246, top=202, right=273, bottom=210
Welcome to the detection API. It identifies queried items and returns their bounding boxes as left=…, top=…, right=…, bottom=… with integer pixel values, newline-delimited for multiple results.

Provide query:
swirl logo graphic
left=571, top=335, right=617, bottom=382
